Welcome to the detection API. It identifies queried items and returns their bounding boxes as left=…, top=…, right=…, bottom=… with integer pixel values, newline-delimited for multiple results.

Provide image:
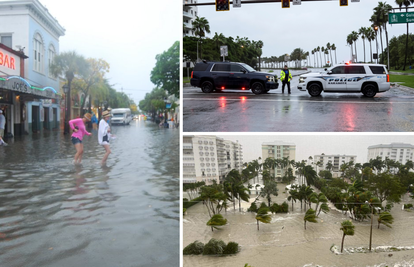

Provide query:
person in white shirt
left=98, top=110, right=112, bottom=165
left=0, top=110, right=7, bottom=146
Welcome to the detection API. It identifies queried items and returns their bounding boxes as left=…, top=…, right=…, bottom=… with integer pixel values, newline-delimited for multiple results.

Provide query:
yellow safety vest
left=280, top=70, right=292, bottom=82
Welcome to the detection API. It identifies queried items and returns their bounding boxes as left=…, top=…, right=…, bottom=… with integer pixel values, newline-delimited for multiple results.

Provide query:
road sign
left=233, top=0, right=241, bottom=8
left=389, top=12, right=414, bottom=24
left=220, top=46, right=228, bottom=56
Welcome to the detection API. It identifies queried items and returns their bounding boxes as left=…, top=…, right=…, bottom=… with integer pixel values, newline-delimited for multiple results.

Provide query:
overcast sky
left=196, top=0, right=410, bottom=65
left=38, top=0, right=180, bottom=105
left=217, top=134, right=414, bottom=163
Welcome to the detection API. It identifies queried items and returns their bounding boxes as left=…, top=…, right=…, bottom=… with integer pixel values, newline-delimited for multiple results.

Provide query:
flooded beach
left=183, top=183, right=414, bottom=267
left=0, top=120, right=179, bottom=267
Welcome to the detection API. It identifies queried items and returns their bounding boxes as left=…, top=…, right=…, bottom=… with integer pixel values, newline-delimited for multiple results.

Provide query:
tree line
left=184, top=155, right=414, bottom=252
left=50, top=51, right=134, bottom=114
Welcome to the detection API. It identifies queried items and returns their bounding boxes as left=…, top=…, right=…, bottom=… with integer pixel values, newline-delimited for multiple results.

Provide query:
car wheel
left=201, top=81, right=214, bottom=93
left=362, top=84, right=377, bottom=97
left=308, top=83, right=322, bottom=97
left=251, top=82, right=265, bottom=95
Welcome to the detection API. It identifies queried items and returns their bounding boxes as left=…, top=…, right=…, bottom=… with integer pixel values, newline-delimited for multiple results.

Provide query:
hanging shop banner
left=0, top=76, right=60, bottom=100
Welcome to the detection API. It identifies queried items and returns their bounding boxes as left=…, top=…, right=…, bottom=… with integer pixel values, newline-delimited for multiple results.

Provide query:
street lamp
left=63, top=84, right=70, bottom=134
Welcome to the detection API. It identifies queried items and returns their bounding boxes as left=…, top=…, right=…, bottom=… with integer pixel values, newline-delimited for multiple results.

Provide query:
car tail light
left=191, top=71, right=193, bottom=78
left=221, top=86, right=225, bottom=90
left=387, top=74, right=389, bottom=82
left=242, top=87, right=245, bottom=90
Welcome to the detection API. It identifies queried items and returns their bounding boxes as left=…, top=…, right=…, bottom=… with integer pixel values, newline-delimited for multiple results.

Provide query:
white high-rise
left=261, top=141, right=296, bottom=178
left=183, top=0, right=198, bottom=37
left=313, top=154, right=357, bottom=178
left=183, top=135, right=243, bottom=185
left=367, top=143, right=414, bottom=164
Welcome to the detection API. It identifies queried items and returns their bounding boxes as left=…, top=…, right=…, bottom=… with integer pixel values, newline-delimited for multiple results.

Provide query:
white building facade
left=0, top=0, right=65, bottom=136
left=314, top=154, right=357, bottom=178
left=183, top=135, right=243, bottom=185
left=262, top=141, right=296, bottom=178
left=183, top=0, right=198, bottom=37
left=367, top=143, right=414, bottom=164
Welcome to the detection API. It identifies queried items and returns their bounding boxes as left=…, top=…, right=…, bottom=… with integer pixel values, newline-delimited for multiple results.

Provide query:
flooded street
left=183, top=183, right=414, bottom=267
left=0, top=120, right=179, bottom=267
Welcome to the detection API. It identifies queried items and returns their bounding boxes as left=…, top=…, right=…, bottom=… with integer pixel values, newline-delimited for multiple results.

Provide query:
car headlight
left=266, top=75, right=275, bottom=82
left=299, top=77, right=307, bottom=83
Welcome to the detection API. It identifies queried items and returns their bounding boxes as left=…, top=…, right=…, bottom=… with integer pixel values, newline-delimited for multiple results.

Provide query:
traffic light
left=282, top=0, right=290, bottom=8
left=216, top=0, right=230, bottom=11
left=339, top=0, right=348, bottom=6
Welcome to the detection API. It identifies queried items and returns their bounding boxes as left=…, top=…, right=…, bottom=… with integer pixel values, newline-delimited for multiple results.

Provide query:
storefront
left=0, top=44, right=61, bottom=137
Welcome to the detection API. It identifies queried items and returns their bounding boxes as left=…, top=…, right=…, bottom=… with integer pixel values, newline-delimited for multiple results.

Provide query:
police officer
left=280, top=65, right=292, bottom=94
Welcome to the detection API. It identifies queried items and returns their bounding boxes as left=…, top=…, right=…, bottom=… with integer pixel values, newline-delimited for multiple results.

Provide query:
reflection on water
left=0, top=120, right=179, bottom=267
left=183, top=183, right=414, bottom=267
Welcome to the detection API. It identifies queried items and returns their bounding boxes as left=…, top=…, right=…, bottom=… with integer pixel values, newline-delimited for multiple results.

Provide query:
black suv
left=190, top=61, right=279, bottom=95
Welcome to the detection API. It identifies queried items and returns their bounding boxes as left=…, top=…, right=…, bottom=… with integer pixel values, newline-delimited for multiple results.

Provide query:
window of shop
left=1, top=35, right=12, bottom=48
left=33, top=33, right=44, bottom=73
left=48, top=45, right=56, bottom=78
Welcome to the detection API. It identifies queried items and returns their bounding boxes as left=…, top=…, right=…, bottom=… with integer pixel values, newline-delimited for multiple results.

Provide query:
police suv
left=190, top=61, right=278, bottom=95
left=297, top=63, right=390, bottom=97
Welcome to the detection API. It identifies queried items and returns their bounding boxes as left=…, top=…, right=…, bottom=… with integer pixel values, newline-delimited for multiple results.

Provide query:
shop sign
left=0, top=76, right=60, bottom=99
left=0, top=47, right=20, bottom=76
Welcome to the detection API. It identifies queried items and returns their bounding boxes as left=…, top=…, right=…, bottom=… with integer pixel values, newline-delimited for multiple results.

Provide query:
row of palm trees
left=347, top=1, right=414, bottom=69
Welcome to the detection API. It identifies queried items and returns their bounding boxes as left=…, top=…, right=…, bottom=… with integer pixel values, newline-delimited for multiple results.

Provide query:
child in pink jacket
left=69, top=113, right=92, bottom=164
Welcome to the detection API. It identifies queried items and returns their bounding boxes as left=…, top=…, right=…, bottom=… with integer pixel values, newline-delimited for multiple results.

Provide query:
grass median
left=390, top=74, right=414, bottom=89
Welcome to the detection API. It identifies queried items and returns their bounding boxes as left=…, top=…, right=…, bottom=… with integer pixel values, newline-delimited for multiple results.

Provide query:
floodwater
left=0, top=120, right=179, bottom=267
left=183, top=183, right=414, bottom=267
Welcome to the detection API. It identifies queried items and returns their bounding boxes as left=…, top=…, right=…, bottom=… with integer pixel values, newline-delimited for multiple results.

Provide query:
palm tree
left=395, top=0, right=414, bottom=70
left=340, top=220, right=355, bottom=253
left=256, top=207, right=271, bottom=230
left=311, top=49, right=316, bottom=67
left=304, top=208, right=317, bottom=230
left=192, top=16, right=210, bottom=60
left=206, top=214, right=227, bottom=232
left=331, top=44, right=337, bottom=65
left=321, top=47, right=325, bottom=67
left=50, top=51, right=89, bottom=133
left=326, top=42, right=333, bottom=66
left=366, top=27, right=376, bottom=63
left=351, top=31, right=359, bottom=62
left=212, top=32, right=226, bottom=50
left=317, top=46, right=321, bottom=67
left=377, top=211, right=394, bottom=228
left=346, top=34, right=354, bottom=62
left=359, top=27, right=369, bottom=63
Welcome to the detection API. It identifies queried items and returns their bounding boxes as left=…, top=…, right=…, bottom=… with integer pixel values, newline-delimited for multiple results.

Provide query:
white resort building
left=183, top=135, right=243, bottom=185
left=313, top=154, right=357, bottom=178
left=367, top=143, right=414, bottom=164
left=261, top=141, right=296, bottom=179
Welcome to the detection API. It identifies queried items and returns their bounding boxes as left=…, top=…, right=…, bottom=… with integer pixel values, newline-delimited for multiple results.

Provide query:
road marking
left=183, top=98, right=414, bottom=104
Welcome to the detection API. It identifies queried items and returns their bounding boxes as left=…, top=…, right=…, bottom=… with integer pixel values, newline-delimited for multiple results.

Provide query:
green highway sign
left=389, top=12, right=414, bottom=24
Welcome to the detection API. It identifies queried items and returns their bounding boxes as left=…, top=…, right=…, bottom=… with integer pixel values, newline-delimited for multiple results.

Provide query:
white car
left=297, top=63, right=390, bottom=97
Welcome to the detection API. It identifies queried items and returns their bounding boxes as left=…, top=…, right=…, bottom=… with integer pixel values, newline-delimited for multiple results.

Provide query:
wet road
left=183, top=182, right=414, bottom=267
left=183, top=78, right=414, bottom=132
left=0, top=120, right=179, bottom=267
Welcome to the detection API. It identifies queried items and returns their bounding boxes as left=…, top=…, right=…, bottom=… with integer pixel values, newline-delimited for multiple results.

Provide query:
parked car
left=190, top=60, right=279, bottom=95
left=297, top=63, right=390, bottom=97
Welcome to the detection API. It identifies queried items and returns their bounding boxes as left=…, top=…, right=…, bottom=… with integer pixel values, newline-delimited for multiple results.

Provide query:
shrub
left=223, top=241, right=239, bottom=254
left=259, top=202, right=268, bottom=210
left=203, top=238, right=226, bottom=255
left=183, top=241, right=204, bottom=255
left=247, top=202, right=258, bottom=212
left=280, top=201, right=289, bottom=213
left=269, top=203, right=280, bottom=213
left=404, top=203, right=413, bottom=209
